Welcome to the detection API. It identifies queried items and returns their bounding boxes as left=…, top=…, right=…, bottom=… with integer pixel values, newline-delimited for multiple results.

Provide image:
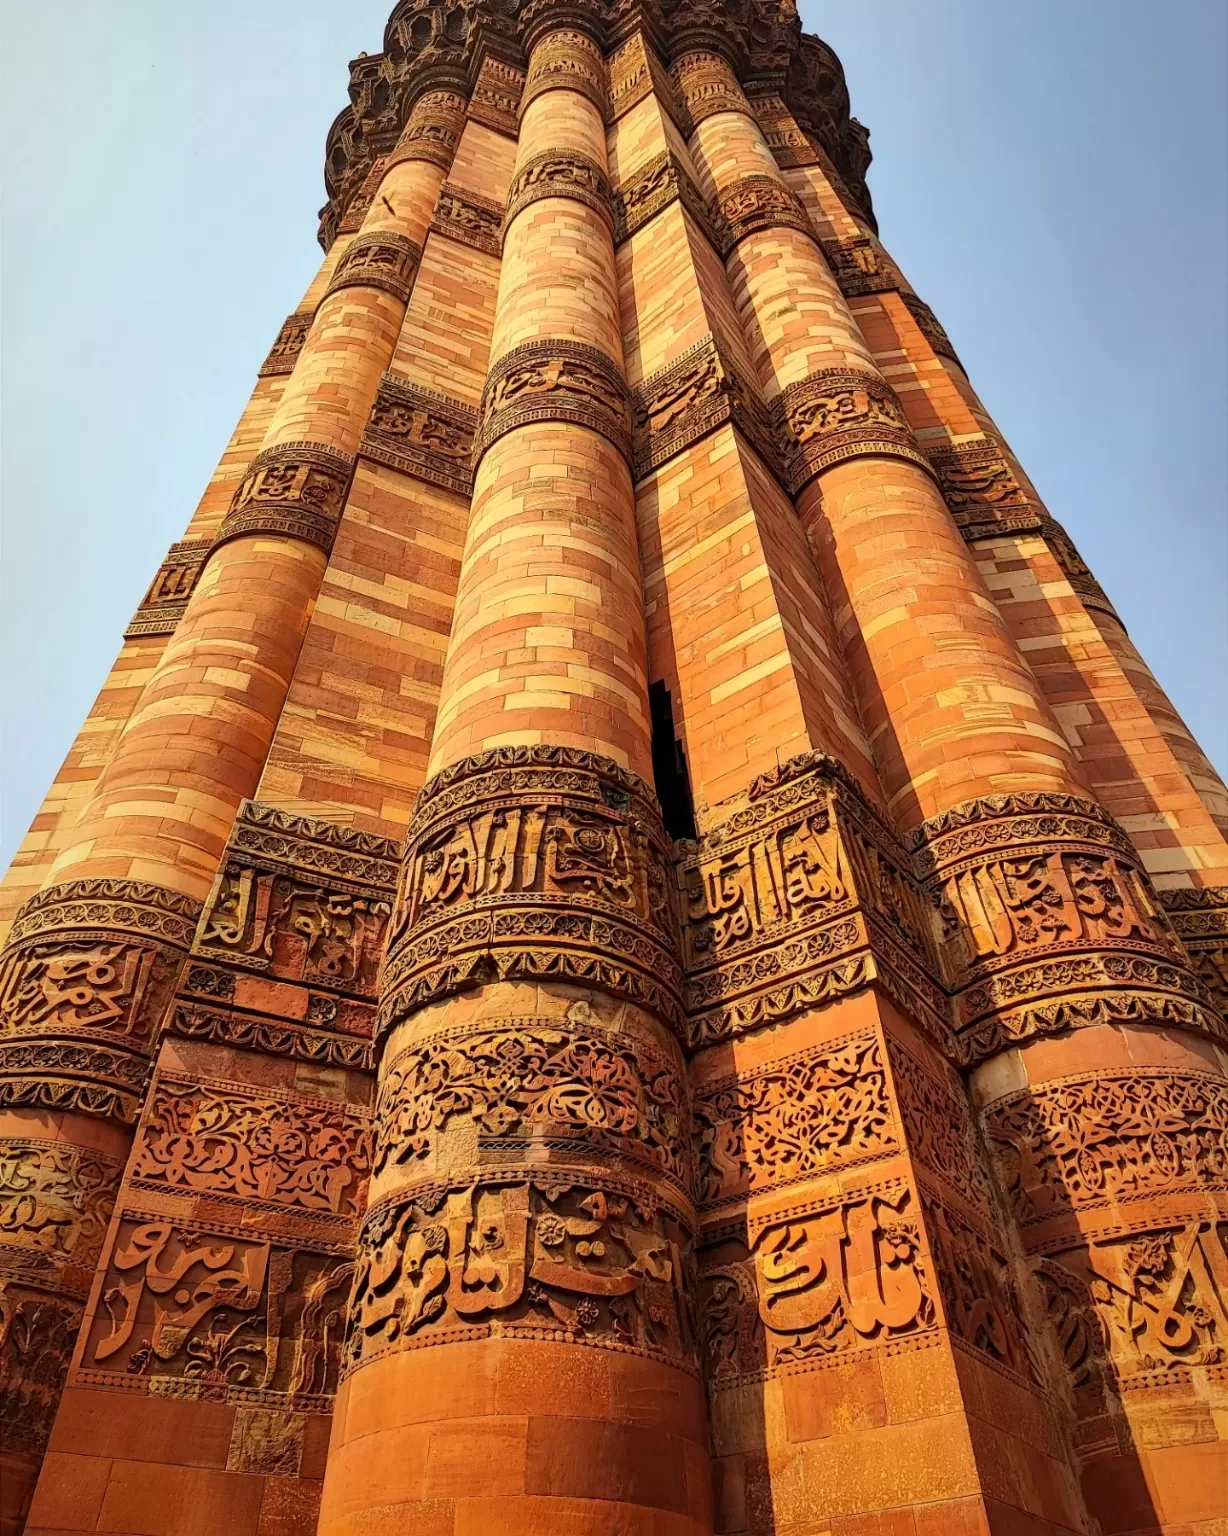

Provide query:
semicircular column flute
left=317, top=23, right=713, bottom=1536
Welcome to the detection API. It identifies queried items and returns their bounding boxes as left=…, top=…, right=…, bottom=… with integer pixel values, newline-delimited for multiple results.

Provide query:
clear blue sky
left=2, top=1, right=1226, bottom=870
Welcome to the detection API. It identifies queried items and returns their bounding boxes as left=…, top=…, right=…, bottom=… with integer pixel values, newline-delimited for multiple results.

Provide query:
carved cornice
left=324, top=230, right=423, bottom=304
left=925, top=442, right=1042, bottom=543
left=379, top=747, right=684, bottom=1044
left=775, top=369, right=931, bottom=493
left=318, top=7, right=874, bottom=250
left=123, top=539, right=211, bottom=640
left=631, top=332, right=779, bottom=480
left=429, top=180, right=505, bottom=255
left=678, top=753, right=945, bottom=1051
left=0, top=881, right=204, bottom=1125
left=504, top=150, right=614, bottom=234
left=258, top=310, right=315, bottom=378
left=214, top=442, right=356, bottom=554
left=475, top=340, right=633, bottom=464
left=912, top=793, right=1222, bottom=1063
left=361, top=372, right=478, bottom=497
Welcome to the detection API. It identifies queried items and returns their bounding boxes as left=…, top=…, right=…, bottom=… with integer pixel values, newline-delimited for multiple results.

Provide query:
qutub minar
left=2, top=3, right=1227, bottom=1534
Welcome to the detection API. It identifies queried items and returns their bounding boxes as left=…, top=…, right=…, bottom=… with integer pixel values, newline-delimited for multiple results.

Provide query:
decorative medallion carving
left=361, top=372, right=478, bottom=496
left=521, top=29, right=608, bottom=121
left=429, top=180, right=504, bottom=256
left=774, top=369, right=931, bottom=495
left=678, top=752, right=944, bottom=1048
left=124, top=540, right=211, bottom=640
left=926, top=442, right=1041, bottom=542
left=474, top=340, right=633, bottom=463
left=346, top=1174, right=698, bottom=1375
left=378, top=747, right=683, bottom=1043
left=632, top=332, right=778, bottom=479
left=0, top=881, right=202, bottom=1124
left=214, top=441, right=356, bottom=554
left=715, top=174, right=814, bottom=254
left=913, top=793, right=1221, bottom=1063
left=258, top=310, right=314, bottom=378
left=694, top=1030, right=897, bottom=1208
left=503, top=150, right=614, bottom=233
left=324, top=230, right=423, bottom=304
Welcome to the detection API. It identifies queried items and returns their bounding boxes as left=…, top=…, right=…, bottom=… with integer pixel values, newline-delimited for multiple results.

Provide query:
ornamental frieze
left=925, top=441, right=1040, bottom=542
left=196, top=800, right=398, bottom=1001
left=257, top=310, right=314, bottom=378
left=819, top=234, right=900, bottom=297
left=521, top=29, right=608, bottom=121
left=214, top=441, right=356, bottom=553
left=693, top=1029, right=897, bottom=1208
left=0, top=1285, right=82, bottom=1459
left=0, top=1139, right=122, bottom=1286
left=474, top=340, right=633, bottom=463
left=700, top=1183, right=936, bottom=1382
left=678, top=752, right=945, bottom=1049
left=0, top=881, right=203, bottom=1123
left=378, top=747, right=683, bottom=1043
left=671, top=50, right=753, bottom=125
left=900, top=292, right=962, bottom=368
left=887, top=1042, right=994, bottom=1215
left=608, top=32, right=685, bottom=127
left=382, top=90, right=467, bottom=173
left=503, top=150, right=614, bottom=233
left=1040, top=515, right=1121, bottom=622
left=715, top=174, right=814, bottom=255
left=467, top=57, right=524, bottom=137
left=774, top=369, right=931, bottom=495
left=429, top=179, right=504, bottom=256
left=1160, top=886, right=1228, bottom=1016
left=747, top=91, right=820, bottom=169
left=631, top=332, right=778, bottom=479
left=374, top=1015, right=690, bottom=1194
left=123, top=539, right=210, bottom=640
left=612, top=149, right=725, bottom=248
left=324, top=230, right=423, bottom=304
left=336, top=159, right=389, bottom=237
left=346, top=1172, right=698, bottom=1376
left=361, top=372, right=478, bottom=496
left=984, top=1068, right=1228, bottom=1230
left=912, top=793, right=1221, bottom=1062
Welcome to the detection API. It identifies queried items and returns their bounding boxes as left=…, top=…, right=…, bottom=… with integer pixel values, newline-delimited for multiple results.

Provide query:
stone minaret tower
left=3, top=5, right=1226, bottom=1535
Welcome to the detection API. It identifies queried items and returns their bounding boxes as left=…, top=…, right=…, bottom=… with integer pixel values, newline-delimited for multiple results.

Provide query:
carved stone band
left=215, top=442, right=356, bottom=554
left=912, top=793, right=1222, bottom=1063
left=612, top=150, right=725, bottom=250
left=901, top=293, right=962, bottom=368
left=749, top=92, right=821, bottom=170
left=716, top=175, right=814, bottom=255
left=521, top=29, right=608, bottom=122
left=775, top=369, right=931, bottom=491
left=324, top=231, right=423, bottom=305
left=1160, top=887, right=1228, bottom=1018
left=124, top=539, right=210, bottom=640
left=430, top=180, right=505, bottom=256
left=503, top=151, right=614, bottom=235
left=632, top=332, right=779, bottom=480
left=0, top=880, right=203, bottom=1123
left=678, top=751, right=945, bottom=1050
left=467, top=57, right=524, bottom=138
left=361, top=372, right=477, bottom=497
left=258, top=310, right=314, bottom=378
left=672, top=52, right=755, bottom=126
left=474, top=340, right=633, bottom=465
left=378, top=746, right=684, bottom=1045
left=382, top=91, right=467, bottom=173
left=820, top=236, right=899, bottom=298
left=926, top=442, right=1041, bottom=543
left=1040, top=516, right=1121, bottom=623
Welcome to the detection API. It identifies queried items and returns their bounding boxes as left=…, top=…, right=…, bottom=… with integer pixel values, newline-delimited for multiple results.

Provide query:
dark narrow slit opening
left=649, top=680, right=698, bottom=841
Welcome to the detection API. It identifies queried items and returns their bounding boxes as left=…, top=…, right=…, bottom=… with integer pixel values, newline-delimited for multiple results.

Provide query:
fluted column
left=318, top=25, right=712, bottom=1536
left=674, top=44, right=1224, bottom=1536
left=0, top=87, right=464, bottom=1536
